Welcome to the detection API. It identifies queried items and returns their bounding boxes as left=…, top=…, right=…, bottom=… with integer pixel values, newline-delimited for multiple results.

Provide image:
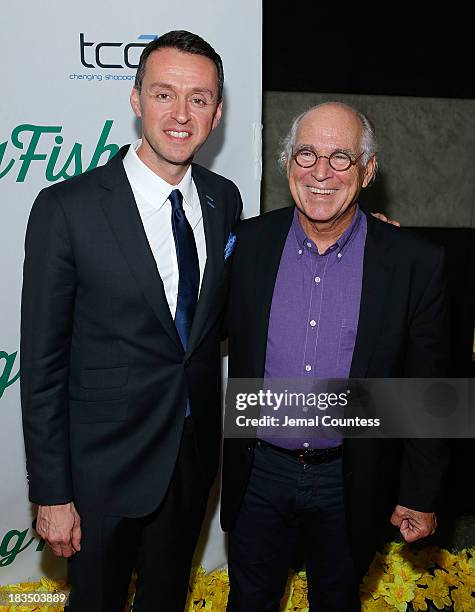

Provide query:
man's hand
left=390, top=504, right=437, bottom=543
left=371, top=212, right=401, bottom=227
left=36, top=502, right=81, bottom=557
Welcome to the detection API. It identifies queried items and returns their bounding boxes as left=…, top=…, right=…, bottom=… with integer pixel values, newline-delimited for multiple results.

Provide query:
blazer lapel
left=252, top=207, right=294, bottom=376
left=186, top=166, right=225, bottom=354
left=98, top=149, right=183, bottom=351
left=350, top=214, right=395, bottom=377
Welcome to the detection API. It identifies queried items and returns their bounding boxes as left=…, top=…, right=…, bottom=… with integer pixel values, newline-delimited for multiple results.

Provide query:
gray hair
left=278, top=101, right=378, bottom=178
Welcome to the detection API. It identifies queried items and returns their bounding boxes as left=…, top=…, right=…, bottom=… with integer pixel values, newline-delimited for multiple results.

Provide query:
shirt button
left=305, top=364, right=312, bottom=372
left=306, top=242, right=312, bottom=248
left=298, top=249, right=303, bottom=255
left=309, top=320, right=316, bottom=327
left=337, top=253, right=342, bottom=259
left=303, top=442, right=309, bottom=448
left=314, top=276, right=321, bottom=283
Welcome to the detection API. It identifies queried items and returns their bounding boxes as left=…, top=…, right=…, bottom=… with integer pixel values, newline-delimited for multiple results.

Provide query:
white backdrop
left=0, top=0, right=262, bottom=585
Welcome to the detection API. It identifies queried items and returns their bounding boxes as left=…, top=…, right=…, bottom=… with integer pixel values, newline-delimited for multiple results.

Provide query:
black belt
left=258, top=439, right=343, bottom=465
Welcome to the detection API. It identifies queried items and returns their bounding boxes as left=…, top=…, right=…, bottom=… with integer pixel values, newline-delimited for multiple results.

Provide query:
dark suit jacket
left=21, top=146, right=242, bottom=518
left=221, top=206, right=449, bottom=576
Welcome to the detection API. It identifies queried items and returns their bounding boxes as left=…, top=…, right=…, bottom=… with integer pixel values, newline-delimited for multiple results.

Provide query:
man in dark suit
left=21, top=31, right=242, bottom=612
left=221, top=102, right=448, bottom=611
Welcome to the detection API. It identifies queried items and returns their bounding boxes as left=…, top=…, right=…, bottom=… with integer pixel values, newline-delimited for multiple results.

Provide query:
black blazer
left=21, top=146, right=242, bottom=518
left=221, top=206, right=449, bottom=576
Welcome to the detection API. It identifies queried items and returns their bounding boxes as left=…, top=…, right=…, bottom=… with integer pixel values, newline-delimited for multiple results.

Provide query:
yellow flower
left=39, top=577, right=68, bottom=592
left=383, top=575, right=416, bottom=612
left=429, top=548, right=458, bottom=571
left=207, top=571, right=229, bottom=610
left=424, top=572, right=452, bottom=609
left=361, top=596, right=394, bottom=611
left=384, top=541, right=406, bottom=554
left=0, top=578, right=70, bottom=612
left=210, top=585, right=228, bottom=610
left=281, top=571, right=309, bottom=611
left=411, top=586, right=429, bottom=611
left=360, top=570, right=391, bottom=600
left=432, top=567, right=463, bottom=589
left=391, top=559, right=423, bottom=583
left=455, top=553, right=475, bottom=590
left=384, top=541, right=407, bottom=563
left=191, top=581, right=207, bottom=602
left=452, top=583, right=475, bottom=612
left=417, top=573, right=433, bottom=587
left=3, top=550, right=474, bottom=612
left=212, top=568, right=230, bottom=587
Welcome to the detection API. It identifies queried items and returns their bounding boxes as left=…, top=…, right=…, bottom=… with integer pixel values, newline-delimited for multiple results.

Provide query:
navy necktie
left=170, top=189, right=200, bottom=352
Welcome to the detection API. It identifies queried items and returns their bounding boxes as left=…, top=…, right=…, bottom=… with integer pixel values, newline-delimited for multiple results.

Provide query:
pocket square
left=224, top=232, right=237, bottom=260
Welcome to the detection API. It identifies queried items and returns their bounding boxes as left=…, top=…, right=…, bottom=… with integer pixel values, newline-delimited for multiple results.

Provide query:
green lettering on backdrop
left=0, top=529, right=35, bottom=567
left=36, top=537, right=46, bottom=552
left=46, top=136, right=83, bottom=181
left=0, top=350, right=20, bottom=400
left=12, top=124, right=62, bottom=182
left=87, top=119, right=118, bottom=171
left=0, top=141, right=15, bottom=179
left=0, top=120, right=119, bottom=183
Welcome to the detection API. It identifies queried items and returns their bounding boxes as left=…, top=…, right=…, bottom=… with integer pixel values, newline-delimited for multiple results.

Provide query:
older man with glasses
left=221, top=101, right=449, bottom=611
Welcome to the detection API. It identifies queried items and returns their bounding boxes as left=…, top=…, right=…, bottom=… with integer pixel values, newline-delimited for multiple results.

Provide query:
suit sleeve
left=20, top=188, right=76, bottom=505
left=398, top=246, right=450, bottom=511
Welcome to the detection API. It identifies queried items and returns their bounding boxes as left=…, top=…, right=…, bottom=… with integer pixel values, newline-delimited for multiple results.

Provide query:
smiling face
left=130, top=47, right=222, bottom=183
left=287, top=104, right=375, bottom=239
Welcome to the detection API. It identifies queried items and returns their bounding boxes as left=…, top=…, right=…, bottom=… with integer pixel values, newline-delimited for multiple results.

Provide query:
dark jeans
left=66, top=417, right=209, bottom=612
left=227, top=441, right=360, bottom=612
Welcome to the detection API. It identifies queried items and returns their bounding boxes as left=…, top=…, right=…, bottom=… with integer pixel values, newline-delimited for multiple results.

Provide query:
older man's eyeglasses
left=292, top=147, right=365, bottom=171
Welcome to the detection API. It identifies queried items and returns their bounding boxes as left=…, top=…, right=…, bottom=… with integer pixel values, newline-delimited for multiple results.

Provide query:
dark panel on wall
left=405, top=228, right=475, bottom=377
left=263, top=5, right=474, bottom=99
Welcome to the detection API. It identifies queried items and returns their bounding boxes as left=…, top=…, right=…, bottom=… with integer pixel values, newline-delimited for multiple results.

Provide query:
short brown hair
left=134, top=30, right=224, bottom=101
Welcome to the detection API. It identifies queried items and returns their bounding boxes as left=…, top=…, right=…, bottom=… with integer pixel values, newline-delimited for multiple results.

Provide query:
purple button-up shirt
left=260, top=205, right=367, bottom=449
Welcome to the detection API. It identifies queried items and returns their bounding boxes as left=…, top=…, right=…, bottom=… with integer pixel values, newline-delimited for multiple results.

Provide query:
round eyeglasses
left=292, top=148, right=365, bottom=171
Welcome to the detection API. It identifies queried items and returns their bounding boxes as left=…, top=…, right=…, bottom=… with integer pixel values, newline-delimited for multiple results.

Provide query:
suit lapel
left=350, top=214, right=395, bottom=377
left=186, top=165, right=225, bottom=354
left=98, top=149, right=183, bottom=351
left=252, top=207, right=294, bottom=376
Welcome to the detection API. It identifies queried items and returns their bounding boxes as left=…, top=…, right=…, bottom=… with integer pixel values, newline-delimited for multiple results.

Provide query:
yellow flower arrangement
left=452, top=583, right=474, bottom=612
left=360, top=544, right=475, bottom=612
left=423, top=572, right=452, bottom=610
left=0, top=577, right=69, bottom=612
left=383, top=575, right=416, bottom=611
left=0, top=545, right=473, bottom=611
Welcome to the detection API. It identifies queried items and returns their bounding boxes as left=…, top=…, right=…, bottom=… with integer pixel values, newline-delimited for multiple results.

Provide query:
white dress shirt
left=123, top=140, right=206, bottom=318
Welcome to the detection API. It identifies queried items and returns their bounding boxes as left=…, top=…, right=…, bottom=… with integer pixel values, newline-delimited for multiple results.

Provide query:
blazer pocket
left=69, top=397, right=128, bottom=423
left=80, top=365, right=128, bottom=389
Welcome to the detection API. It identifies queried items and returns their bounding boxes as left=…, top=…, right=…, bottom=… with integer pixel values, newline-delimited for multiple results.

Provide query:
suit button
left=184, top=358, right=191, bottom=367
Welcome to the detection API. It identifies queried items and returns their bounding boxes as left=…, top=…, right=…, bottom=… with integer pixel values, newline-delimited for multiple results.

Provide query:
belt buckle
left=297, top=448, right=313, bottom=465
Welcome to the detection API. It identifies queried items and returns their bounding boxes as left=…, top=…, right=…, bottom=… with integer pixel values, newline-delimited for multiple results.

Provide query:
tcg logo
left=80, top=33, right=157, bottom=69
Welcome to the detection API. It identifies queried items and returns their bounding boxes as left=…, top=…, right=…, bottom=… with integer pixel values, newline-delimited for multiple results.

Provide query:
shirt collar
left=123, top=139, right=195, bottom=211
left=292, top=204, right=362, bottom=256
